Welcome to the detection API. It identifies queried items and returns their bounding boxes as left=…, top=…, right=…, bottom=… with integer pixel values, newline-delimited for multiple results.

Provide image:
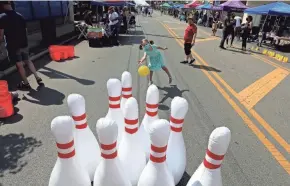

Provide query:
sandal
left=17, top=81, right=31, bottom=90
left=36, top=77, right=44, bottom=86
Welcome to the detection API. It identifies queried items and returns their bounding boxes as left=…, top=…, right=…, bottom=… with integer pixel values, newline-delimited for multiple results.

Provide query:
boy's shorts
left=7, top=47, right=29, bottom=64
left=184, top=43, right=192, bottom=56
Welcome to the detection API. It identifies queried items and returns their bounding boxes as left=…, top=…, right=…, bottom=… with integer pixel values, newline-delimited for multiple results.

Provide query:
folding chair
left=76, top=22, right=88, bottom=39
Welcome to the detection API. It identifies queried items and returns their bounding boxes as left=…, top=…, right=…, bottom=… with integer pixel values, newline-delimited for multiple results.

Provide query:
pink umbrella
left=185, top=0, right=202, bottom=8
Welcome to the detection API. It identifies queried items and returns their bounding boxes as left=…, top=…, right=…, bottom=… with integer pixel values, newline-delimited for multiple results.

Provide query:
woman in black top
left=241, top=15, right=253, bottom=51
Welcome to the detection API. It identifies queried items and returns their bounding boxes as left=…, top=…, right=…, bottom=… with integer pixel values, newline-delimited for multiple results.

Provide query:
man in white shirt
left=234, top=17, right=242, bottom=41
left=108, top=6, right=119, bottom=45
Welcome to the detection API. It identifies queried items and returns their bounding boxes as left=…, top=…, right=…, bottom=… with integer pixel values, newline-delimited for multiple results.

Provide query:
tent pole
left=261, top=14, right=269, bottom=32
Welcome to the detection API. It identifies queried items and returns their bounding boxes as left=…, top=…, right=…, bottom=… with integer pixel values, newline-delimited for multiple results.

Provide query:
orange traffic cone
left=0, top=80, right=14, bottom=118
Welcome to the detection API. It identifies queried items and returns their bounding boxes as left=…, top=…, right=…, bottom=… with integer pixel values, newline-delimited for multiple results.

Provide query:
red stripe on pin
left=57, top=140, right=74, bottom=149
left=151, top=145, right=167, bottom=153
left=101, top=142, right=117, bottom=150
left=146, top=103, right=158, bottom=109
left=122, top=87, right=132, bottom=91
left=125, top=127, right=138, bottom=134
left=170, top=116, right=184, bottom=124
left=125, top=118, right=138, bottom=125
left=109, top=104, right=120, bottom=108
left=58, top=149, right=75, bottom=159
left=72, top=113, right=86, bottom=121
left=203, top=159, right=221, bottom=169
left=206, top=149, right=225, bottom=160
left=101, top=151, right=118, bottom=159
left=146, top=110, right=157, bottom=117
left=109, top=96, right=121, bottom=101
left=123, top=94, right=132, bottom=99
left=76, top=123, right=88, bottom=129
left=150, top=154, right=166, bottom=163
left=170, top=126, right=182, bottom=132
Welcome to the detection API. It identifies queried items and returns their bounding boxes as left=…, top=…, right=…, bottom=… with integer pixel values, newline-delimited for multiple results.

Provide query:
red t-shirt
left=184, top=24, right=197, bottom=43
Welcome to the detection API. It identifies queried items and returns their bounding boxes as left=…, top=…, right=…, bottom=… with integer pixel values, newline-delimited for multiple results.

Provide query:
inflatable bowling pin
left=49, top=116, right=91, bottom=186
left=93, top=118, right=132, bottom=186
left=121, top=71, right=133, bottom=113
left=186, top=127, right=231, bottom=186
left=67, top=94, right=101, bottom=181
left=119, top=97, right=146, bottom=186
left=139, top=84, right=159, bottom=161
left=167, top=96, right=188, bottom=185
left=105, top=78, right=124, bottom=142
left=138, top=119, right=175, bottom=186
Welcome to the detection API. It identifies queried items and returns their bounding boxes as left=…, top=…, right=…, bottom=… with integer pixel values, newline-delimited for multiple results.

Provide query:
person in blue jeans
left=0, top=1, right=43, bottom=90
left=138, top=39, right=172, bottom=86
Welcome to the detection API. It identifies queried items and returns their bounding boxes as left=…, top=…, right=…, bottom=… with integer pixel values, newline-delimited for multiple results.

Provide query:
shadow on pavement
left=224, top=47, right=250, bottom=55
left=22, top=85, right=65, bottom=106
left=190, top=64, right=221, bottom=72
left=0, top=107, right=23, bottom=126
left=146, top=33, right=183, bottom=40
left=0, top=133, right=42, bottom=177
left=158, top=85, right=189, bottom=110
left=39, top=66, right=95, bottom=86
left=2, top=39, right=84, bottom=91
left=177, top=171, right=191, bottom=186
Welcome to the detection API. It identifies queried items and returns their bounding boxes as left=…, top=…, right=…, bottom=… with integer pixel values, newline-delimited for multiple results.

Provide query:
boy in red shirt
left=182, top=17, right=197, bottom=64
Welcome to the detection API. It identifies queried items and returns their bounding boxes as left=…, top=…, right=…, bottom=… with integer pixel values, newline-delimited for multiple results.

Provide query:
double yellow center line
left=160, top=21, right=290, bottom=174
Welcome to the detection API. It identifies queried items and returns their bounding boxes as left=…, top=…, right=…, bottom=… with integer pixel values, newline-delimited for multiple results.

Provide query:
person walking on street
left=219, top=12, right=233, bottom=49
left=108, top=6, right=119, bottom=46
left=234, top=16, right=242, bottom=41
left=225, top=14, right=236, bottom=47
left=241, top=16, right=253, bottom=51
left=182, top=17, right=197, bottom=64
left=212, top=12, right=219, bottom=36
left=0, top=1, right=43, bottom=90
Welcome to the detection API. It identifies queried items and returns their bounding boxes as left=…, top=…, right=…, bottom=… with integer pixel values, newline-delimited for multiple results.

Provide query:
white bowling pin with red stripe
left=138, top=119, right=175, bottom=186
left=119, top=97, right=146, bottom=186
left=121, top=71, right=133, bottom=113
left=67, top=94, right=101, bottom=181
left=105, top=78, right=124, bottom=142
left=49, top=116, right=91, bottom=186
left=139, top=84, right=160, bottom=161
left=166, top=96, right=188, bottom=185
left=186, top=127, right=231, bottom=186
left=93, top=118, right=132, bottom=186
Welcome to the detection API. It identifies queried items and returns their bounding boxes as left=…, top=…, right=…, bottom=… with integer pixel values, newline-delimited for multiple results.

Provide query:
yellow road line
left=161, top=22, right=290, bottom=174
left=252, top=54, right=290, bottom=73
left=238, top=68, right=289, bottom=110
left=170, top=25, right=290, bottom=155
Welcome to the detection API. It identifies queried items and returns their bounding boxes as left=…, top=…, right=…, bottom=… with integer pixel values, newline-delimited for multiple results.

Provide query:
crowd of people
left=219, top=12, right=253, bottom=51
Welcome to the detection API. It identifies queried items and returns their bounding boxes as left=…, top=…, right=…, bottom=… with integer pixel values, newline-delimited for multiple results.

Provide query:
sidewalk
left=0, top=23, right=76, bottom=75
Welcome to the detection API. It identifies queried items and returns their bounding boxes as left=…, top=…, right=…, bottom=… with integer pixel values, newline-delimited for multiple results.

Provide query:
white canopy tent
left=134, top=0, right=149, bottom=7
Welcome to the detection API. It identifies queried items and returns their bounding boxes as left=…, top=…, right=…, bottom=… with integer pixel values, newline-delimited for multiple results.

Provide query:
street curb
left=0, top=35, right=78, bottom=79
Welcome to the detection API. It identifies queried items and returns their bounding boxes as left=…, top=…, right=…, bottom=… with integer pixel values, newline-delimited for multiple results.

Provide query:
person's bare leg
left=24, top=60, right=40, bottom=79
left=16, top=61, right=29, bottom=84
left=162, top=66, right=172, bottom=83
left=149, top=71, right=153, bottom=85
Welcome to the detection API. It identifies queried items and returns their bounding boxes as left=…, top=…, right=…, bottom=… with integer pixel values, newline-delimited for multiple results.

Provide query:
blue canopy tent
left=173, top=4, right=186, bottom=9
left=244, top=2, right=290, bottom=15
left=196, top=3, right=222, bottom=10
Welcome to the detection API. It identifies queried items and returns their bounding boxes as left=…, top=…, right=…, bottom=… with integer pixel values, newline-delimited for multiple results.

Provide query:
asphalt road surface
left=1, top=13, right=290, bottom=186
